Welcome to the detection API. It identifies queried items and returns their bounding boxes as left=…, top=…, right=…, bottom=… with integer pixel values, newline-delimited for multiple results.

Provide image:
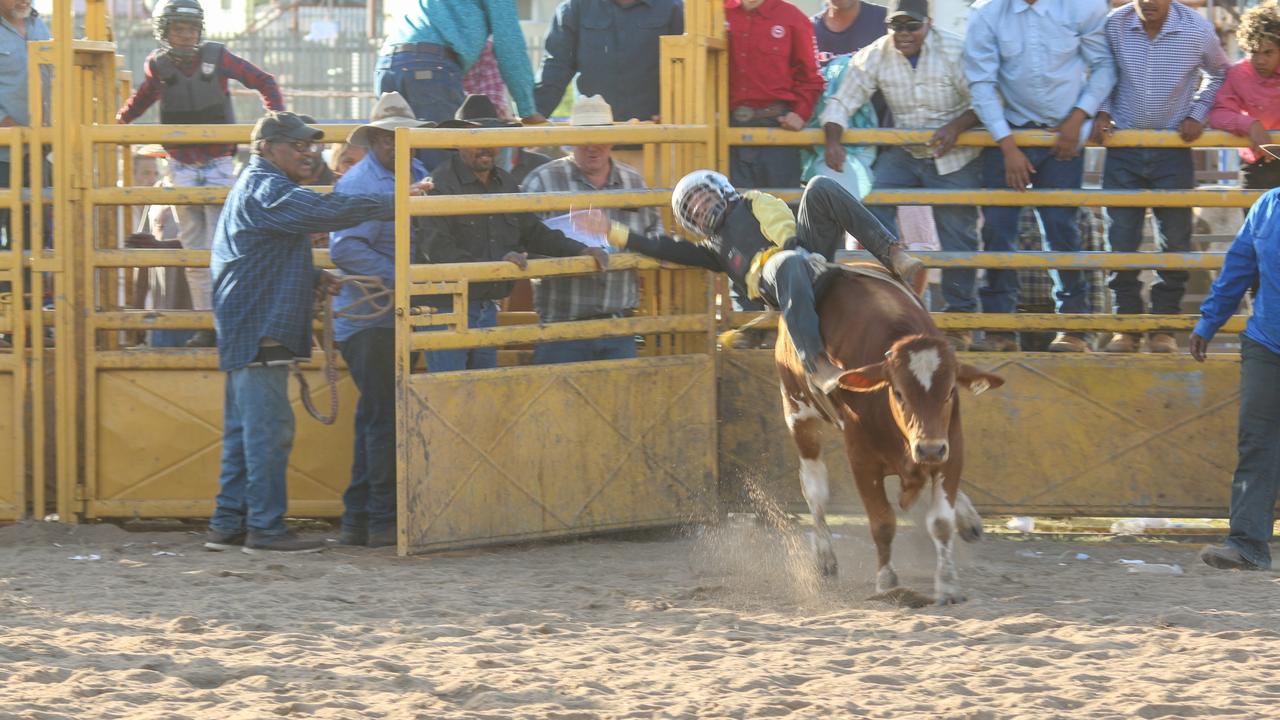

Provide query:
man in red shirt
left=726, top=0, right=825, bottom=189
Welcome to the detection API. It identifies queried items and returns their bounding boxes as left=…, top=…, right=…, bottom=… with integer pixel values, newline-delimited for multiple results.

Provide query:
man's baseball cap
left=250, top=111, right=325, bottom=144
left=888, top=0, right=929, bottom=22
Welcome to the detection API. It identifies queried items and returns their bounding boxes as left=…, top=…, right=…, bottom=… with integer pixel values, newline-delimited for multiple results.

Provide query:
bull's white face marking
left=785, top=399, right=823, bottom=430
left=908, top=348, right=941, bottom=393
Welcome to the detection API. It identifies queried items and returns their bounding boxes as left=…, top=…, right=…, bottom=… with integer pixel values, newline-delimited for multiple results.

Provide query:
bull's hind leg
left=926, top=475, right=965, bottom=605
left=850, top=462, right=898, bottom=592
left=783, top=389, right=838, bottom=577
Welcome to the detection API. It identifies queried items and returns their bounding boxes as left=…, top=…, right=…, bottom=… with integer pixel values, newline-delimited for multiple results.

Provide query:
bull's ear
left=956, top=364, right=1005, bottom=396
left=838, top=362, right=889, bottom=392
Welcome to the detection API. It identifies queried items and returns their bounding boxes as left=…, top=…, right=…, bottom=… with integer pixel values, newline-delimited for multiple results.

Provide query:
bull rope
left=294, top=276, right=393, bottom=425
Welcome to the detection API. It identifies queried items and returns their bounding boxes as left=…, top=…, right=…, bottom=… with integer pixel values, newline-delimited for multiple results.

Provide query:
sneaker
left=204, top=528, right=246, bottom=551
left=185, top=329, right=217, bottom=348
left=1147, top=333, right=1178, bottom=354
left=366, top=527, right=397, bottom=548
left=1048, top=333, right=1090, bottom=353
left=971, top=333, right=1019, bottom=352
left=1103, top=332, right=1140, bottom=353
left=1199, top=544, right=1263, bottom=571
left=242, top=531, right=326, bottom=555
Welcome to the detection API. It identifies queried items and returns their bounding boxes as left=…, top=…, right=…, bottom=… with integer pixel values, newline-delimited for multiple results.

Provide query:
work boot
left=807, top=354, right=847, bottom=395
left=1103, top=332, right=1140, bottom=353
left=336, top=527, right=367, bottom=546
left=186, top=329, right=217, bottom=348
left=1147, top=333, right=1178, bottom=354
left=203, top=528, right=245, bottom=551
left=970, top=333, right=1019, bottom=352
left=1048, top=333, right=1090, bottom=353
left=944, top=331, right=972, bottom=352
left=242, top=531, right=326, bottom=555
left=887, top=245, right=925, bottom=287
left=366, top=527, right=397, bottom=549
left=1199, top=544, right=1263, bottom=571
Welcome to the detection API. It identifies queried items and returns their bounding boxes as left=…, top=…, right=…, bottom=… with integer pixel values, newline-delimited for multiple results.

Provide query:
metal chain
left=294, top=275, right=393, bottom=425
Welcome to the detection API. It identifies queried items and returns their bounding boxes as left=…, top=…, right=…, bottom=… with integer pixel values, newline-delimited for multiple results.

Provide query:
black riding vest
left=711, top=197, right=796, bottom=296
left=154, top=43, right=235, bottom=125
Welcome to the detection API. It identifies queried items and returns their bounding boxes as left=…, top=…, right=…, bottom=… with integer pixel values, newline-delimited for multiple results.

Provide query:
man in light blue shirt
left=0, top=0, right=50, bottom=252
left=1189, top=159, right=1280, bottom=573
left=329, top=93, right=430, bottom=548
left=963, top=0, right=1116, bottom=352
left=378, top=0, right=543, bottom=169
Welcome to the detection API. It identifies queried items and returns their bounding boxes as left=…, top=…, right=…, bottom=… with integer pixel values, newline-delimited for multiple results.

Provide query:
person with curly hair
left=1209, top=0, right=1280, bottom=189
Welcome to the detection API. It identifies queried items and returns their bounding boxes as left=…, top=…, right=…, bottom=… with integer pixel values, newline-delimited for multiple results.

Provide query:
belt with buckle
left=386, top=42, right=460, bottom=65
left=731, top=102, right=790, bottom=123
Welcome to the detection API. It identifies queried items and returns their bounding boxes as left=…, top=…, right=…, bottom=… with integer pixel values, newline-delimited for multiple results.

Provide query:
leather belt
left=732, top=102, right=790, bottom=123
left=386, top=42, right=460, bottom=65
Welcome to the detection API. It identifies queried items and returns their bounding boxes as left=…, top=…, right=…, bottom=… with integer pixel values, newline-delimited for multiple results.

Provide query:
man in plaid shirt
left=521, top=95, right=662, bottom=363
left=116, top=0, right=284, bottom=347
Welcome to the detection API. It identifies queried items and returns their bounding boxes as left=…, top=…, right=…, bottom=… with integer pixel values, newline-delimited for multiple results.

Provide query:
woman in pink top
left=1209, top=3, right=1280, bottom=189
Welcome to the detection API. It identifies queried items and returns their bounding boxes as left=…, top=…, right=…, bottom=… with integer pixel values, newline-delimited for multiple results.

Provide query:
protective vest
left=153, top=42, right=235, bottom=125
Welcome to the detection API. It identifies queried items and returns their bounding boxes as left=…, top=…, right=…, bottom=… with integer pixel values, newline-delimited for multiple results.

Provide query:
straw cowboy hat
left=569, top=95, right=614, bottom=126
left=437, top=94, right=521, bottom=129
left=348, top=91, right=434, bottom=147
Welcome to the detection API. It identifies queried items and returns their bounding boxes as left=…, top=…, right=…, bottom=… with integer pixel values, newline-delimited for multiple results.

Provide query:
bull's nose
left=914, top=440, right=949, bottom=463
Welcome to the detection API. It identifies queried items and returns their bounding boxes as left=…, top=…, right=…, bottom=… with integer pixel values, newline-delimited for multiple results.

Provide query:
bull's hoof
left=875, top=565, right=899, bottom=593
left=818, top=554, right=839, bottom=579
left=934, top=591, right=967, bottom=606
left=958, top=522, right=983, bottom=543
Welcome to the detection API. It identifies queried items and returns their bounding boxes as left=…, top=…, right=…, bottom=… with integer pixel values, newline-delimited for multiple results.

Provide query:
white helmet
left=671, top=170, right=739, bottom=237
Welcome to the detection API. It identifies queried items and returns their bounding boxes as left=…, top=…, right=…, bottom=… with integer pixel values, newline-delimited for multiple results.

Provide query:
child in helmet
left=116, top=0, right=285, bottom=348
left=590, top=172, right=922, bottom=394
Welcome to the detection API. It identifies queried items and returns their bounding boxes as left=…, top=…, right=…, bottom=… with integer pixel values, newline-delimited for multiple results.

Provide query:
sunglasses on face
left=887, top=20, right=924, bottom=33
left=278, top=140, right=321, bottom=154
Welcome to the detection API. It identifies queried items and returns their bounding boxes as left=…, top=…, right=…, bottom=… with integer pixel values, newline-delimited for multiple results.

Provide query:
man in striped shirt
left=1090, top=0, right=1228, bottom=354
left=820, top=0, right=980, bottom=350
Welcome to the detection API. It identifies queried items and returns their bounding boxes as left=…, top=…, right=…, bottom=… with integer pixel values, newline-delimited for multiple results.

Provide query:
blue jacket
left=1195, top=188, right=1280, bottom=356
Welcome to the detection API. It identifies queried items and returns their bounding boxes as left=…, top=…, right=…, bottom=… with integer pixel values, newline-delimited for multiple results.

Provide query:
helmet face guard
left=154, top=0, right=205, bottom=59
left=671, top=170, right=739, bottom=237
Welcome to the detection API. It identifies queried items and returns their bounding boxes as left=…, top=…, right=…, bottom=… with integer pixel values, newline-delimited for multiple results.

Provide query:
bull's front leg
left=926, top=473, right=965, bottom=605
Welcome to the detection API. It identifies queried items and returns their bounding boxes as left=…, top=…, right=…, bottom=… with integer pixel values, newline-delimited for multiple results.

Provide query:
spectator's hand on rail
left=1248, top=121, right=1272, bottom=161
left=1088, top=112, right=1113, bottom=146
left=1051, top=111, right=1085, bottom=161
left=928, top=124, right=960, bottom=158
left=408, top=178, right=434, bottom=196
left=777, top=112, right=805, bottom=132
left=1000, top=143, right=1035, bottom=191
left=1189, top=332, right=1209, bottom=362
left=503, top=251, right=529, bottom=270
left=125, top=232, right=159, bottom=249
left=521, top=113, right=548, bottom=125
left=0, top=116, right=16, bottom=128
left=823, top=141, right=846, bottom=172
left=581, top=247, right=610, bottom=270
left=1179, top=118, right=1206, bottom=143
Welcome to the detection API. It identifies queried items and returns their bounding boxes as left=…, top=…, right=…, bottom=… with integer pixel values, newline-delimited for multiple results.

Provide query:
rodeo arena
left=5, top=0, right=1280, bottom=717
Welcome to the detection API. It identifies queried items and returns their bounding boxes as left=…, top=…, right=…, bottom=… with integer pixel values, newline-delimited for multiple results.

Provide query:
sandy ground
left=1, top=517, right=1278, bottom=720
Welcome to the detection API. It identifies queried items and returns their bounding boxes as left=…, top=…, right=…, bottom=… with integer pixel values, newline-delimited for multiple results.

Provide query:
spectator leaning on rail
left=821, top=0, right=982, bottom=352
left=117, top=0, right=284, bottom=349
left=1089, top=0, right=1228, bottom=355
left=203, top=112, right=411, bottom=556
left=0, top=0, right=50, bottom=255
left=1209, top=2, right=1280, bottom=191
left=1190, top=150, right=1280, bottom=572
left=520, top=95, right=662, bottom=364
left=328, top=93, right=432, bottom=549
left=725, top=0, right=825, bottom=190
left=377, top=0, right=544, bottom=170
left=416, top=94, right=609, bottom=372
left=963, top=0, right=1116, bottom=353
left=534, top=0, right=684, bottom=169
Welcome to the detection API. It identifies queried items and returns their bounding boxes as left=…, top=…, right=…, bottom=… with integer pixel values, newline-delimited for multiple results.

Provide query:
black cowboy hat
left=437, top=94, right=521, bottom=128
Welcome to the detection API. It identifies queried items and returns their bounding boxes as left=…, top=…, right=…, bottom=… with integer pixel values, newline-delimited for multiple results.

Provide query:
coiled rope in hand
left=294, top=275, right=393, bottom=424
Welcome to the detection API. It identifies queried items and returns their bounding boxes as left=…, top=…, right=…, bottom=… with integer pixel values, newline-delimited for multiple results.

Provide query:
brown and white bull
left=776, top=265, right=1004, bottom=605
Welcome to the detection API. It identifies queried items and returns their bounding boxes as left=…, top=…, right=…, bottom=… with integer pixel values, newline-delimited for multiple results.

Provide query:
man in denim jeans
left=378, top=0, right=544, bottom=169
left=1090, top=0, right=1228, bottom=354
left=1190, top=171, right=1280, bottom=572
left=117, top=0, right=284, bottom=347
left=963, top=0, right=1116, bottom=352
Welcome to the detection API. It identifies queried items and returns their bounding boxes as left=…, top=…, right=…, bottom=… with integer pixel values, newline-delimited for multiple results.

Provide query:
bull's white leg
left=926, top=476, right=965, bottom=605
left=954, top=490, right=983, bottom=543
left=799, top=456, right=838, bottom=577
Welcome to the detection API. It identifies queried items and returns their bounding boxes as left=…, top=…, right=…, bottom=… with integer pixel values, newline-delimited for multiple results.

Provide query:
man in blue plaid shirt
left=204, top=112, right=406, bottom=555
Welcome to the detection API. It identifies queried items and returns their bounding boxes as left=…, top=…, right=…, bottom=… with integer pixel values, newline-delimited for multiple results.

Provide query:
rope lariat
left=294, top=275, right=393, bottom=424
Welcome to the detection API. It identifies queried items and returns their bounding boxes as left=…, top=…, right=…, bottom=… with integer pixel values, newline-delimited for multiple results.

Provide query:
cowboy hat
left=569, top=95, right=614, bottom=127
left=348, top=92, right=434, bottom=147
left=437, top=94, right=521, bottom=128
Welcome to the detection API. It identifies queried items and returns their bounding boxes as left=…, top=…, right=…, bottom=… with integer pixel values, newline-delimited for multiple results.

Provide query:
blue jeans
left=375, top=48, right=465, bottom=171
left=980, top=146, right=1089, bottom=315
left=340, top=327, right=397, bottom=534
left=730, top=117, right=801, bottom=189
left=869, top=147, right=981, bottom=313
left=533, top=334, right=637, bottom=364
left=757, top=248, right=822, bottom=372
left=1225, top=337, right=1280, bottom=569
left=1103, top=148, right=1193, bottom=315
left=210, top=365, right=295, bottom=536
left=425, top=299, right=499, bottom=372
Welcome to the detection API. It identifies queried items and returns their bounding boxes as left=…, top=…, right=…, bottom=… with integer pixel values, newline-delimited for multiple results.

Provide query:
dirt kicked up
left=1, top=519, right=1278, bottom=720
